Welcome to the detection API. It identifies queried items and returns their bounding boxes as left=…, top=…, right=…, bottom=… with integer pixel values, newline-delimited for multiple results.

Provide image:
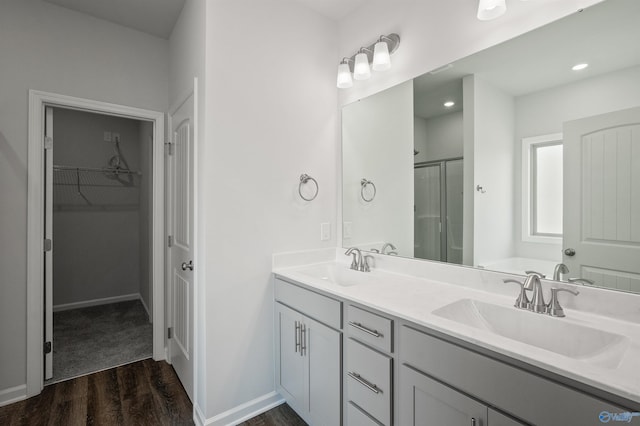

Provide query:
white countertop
left=273, top=248, right=640, bottom=406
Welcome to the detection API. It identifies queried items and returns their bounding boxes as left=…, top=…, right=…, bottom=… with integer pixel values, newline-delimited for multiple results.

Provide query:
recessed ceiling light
left=572, top=63, right=589, bottom=71
left=444, top=101, right=455, bottom=108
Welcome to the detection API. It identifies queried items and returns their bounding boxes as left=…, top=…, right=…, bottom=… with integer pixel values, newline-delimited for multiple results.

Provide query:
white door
left=168, top=93, right=195, bottom=400
left=44, top=106, right=54, bottom=380
left=563, top=106, right=640, bottom=292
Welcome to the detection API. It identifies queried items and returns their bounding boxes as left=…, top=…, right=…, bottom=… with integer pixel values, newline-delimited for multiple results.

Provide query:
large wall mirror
left=342, top=0, right=640, bottom=294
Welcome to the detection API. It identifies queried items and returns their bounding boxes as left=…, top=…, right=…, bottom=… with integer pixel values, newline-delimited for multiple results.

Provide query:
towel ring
left=361, top=178, right=376, bottom=202
left=299, top=174, right=319, bottom=201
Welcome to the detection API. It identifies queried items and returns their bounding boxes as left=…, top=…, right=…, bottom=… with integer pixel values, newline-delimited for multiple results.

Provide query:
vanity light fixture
left=336, top=33, right=401, bottom=89
left=572, top=63, right=589, bottom=71
left=337, top=58, right=354, bottom=88
left=354, top=48, right=372, bottom=80
left=477, top=0, right=507, bottom=21
left=444, top=101, right=455, bottom=108
left=477, top=0, right=533, bottom=21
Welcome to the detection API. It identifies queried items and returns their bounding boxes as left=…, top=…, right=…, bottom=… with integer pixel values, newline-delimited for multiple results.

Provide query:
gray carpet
left=47, top=299, right=153, bottom=384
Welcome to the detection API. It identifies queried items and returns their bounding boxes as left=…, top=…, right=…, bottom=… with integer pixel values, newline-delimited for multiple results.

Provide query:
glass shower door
left=414, top=164, right=442, bottom=261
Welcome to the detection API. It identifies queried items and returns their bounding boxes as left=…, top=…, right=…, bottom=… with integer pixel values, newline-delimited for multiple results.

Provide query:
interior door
left=168, top=93, right=195, bottom=400
left=563, top=106, right=640, bottom=291
left=44, top=106, right=54, bottom=380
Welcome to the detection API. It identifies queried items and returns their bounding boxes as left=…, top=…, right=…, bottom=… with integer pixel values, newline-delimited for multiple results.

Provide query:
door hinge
left=168, top=235, right=173, bottom=247
left=168, top=327, right=173, bottom=339
left=44, top=136, right=53, bottom=150
left=165, top=141, right=174, bottom=156
left=44, top=238, right=52, bottom=252
left=44, top=341, right=52, bottom=354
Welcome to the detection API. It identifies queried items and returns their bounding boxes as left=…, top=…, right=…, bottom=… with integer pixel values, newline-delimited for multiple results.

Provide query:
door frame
left=26, top=90, right=166, bottom=397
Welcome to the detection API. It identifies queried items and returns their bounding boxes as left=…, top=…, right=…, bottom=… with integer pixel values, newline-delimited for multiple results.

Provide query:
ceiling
left=414, top=0, right=640, bottom=119
left=290, top=0, right=370, bottom=20
left=43, top=0, right=186, bottom=39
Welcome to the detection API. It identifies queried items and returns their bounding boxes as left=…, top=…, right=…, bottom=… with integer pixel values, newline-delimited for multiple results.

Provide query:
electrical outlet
left=343, top=221, right=353, bottom=239
left=113, top=133, right=120, bottom=143
left=320, top=223, right=331, bottom=241
left=103, top=131, right=112, bottom=142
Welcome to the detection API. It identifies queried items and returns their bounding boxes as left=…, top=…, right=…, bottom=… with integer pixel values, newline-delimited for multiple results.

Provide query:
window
left=522, top=133, right=563, bottom=243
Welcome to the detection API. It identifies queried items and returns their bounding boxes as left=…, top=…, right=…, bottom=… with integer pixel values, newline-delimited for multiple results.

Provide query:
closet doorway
left=27, top=91, right=165, bottom=396
left=45, top=107, right=153, bottom=383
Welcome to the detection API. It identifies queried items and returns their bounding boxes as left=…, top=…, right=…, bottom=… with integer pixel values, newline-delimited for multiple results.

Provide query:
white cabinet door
left=399, top=365, right=487, bottom=426
left=276, top=303, right=306, bottom=414
left=488, top=408, right=526, bottom=426
left=306, top=315, right=341, bottom=426
left=275, top=301, right=342, bottom=425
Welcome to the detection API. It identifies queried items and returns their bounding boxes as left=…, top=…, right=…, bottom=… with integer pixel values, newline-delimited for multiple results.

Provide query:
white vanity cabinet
left=274, top=278, right=342, bottom=426
left=399, top=325, right=629, bottom=426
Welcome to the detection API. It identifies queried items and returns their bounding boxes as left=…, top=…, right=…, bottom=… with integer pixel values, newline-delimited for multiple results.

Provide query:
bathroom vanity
left=273, top=249, right=640, bottom=426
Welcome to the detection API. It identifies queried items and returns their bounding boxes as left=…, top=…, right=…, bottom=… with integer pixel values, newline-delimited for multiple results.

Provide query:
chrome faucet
left=524, top=272, right=546, bottom=313
left=381, top=242, right=397, bottom=255
left=553, top=263, right=569, bottom=281
left=547, top=288, right=580, bottom=317
left=345, top=247, right=368, bottom=272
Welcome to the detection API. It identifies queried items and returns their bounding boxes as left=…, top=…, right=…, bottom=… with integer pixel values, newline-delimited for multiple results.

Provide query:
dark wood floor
left=0, top=358, right=307, bottom=426
left=0, top=359, right=193, bottom=426
left=238, top=403, right=307, bottom=426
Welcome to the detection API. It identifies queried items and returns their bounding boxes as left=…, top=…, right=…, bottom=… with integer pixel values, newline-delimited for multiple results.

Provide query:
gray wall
left=414, top=111, right=464, bottom=164
left=0, top=0, right=167, bottom=394
left=52, top=108, right=142, bottom=307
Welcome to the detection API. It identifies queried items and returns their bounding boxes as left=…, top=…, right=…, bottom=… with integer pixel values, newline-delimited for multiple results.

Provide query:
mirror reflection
left=342, top=0, right=640, bottom=293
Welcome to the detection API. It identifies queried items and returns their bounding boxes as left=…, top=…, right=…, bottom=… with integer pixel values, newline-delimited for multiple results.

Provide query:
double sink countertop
left=273, top=248, right=640, bottom=407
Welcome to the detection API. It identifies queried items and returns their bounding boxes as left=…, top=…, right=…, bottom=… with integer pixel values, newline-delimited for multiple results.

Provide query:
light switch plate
left=103, top=131, right=112, bottom=142
left=343, top=221, right=352, bottom=239
left=320, top=223, right=331, bottom=241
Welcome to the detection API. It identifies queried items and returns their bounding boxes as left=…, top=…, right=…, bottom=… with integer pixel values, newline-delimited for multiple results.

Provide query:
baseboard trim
left=0, top=384, right=27, bottom=408
left=139, top=295, right=152, bottom=322
left=198, top=392, right=284, bottom=426
left=53, top=293, right=141, bottom=312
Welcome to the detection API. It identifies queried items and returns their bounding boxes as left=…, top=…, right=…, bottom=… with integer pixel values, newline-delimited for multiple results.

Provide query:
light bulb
left=477, top=0, right=506, bottom=20
left=353, top=52, right=371, bottom=80
left=372, top=40, right=391, bottom=71
left=336, top=61, right=353, bottom=89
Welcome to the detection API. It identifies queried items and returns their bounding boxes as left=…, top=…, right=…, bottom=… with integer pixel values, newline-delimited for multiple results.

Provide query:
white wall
left=343, top=81, right=414, bottom=257
left=52, top=108, right=142, bottom=307
left=200, top=0, right=338, bottom=421
left=414, top=111, right=464, bottom=164
left=514, top=65, right=640, bottom=260
left=0, top=0, right=167, bottom=401
left=471, top=77, right=516, bottom=266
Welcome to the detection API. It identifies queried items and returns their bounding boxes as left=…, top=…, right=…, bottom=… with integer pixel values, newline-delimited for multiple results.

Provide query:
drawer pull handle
left=471, top=418, right=476, bottom=426
left=348, top=372, right=381, bottom=394
left=294, top=321, right=300, bottom=353
left=348, top=321, right=382, bottom=338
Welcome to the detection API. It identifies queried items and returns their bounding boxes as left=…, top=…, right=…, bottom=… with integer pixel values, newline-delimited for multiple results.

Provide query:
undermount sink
left=432, top=299, right=629, bottom=367
left=290, top=263, right=366, bottom=287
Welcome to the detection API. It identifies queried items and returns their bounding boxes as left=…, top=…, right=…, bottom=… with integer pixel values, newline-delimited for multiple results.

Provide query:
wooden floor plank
left=0, top=360, right=306, bottom=426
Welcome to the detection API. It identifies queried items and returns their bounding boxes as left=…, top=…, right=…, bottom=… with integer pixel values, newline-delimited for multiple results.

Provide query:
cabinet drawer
left=347, top=305, right=393, bottom=353
left=275, top=278, right=341, bottom=329
left=347, top=402, right=383, bottom=426
left=400, top=325, right=629, bottom=426
left=346, top=339, right=392, bottom=426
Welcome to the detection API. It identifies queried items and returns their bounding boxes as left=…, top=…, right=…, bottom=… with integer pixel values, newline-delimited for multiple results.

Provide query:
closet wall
left=52, top=108, right=150, bottom=313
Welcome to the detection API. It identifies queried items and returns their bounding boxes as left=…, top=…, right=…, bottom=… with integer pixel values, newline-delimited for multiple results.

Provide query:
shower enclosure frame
left=414, top=156, right=463, bottom=263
